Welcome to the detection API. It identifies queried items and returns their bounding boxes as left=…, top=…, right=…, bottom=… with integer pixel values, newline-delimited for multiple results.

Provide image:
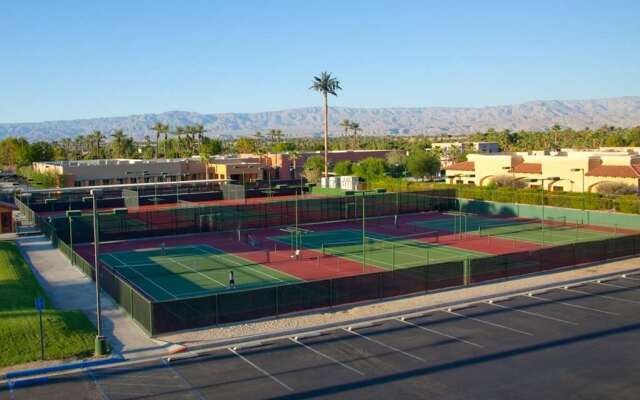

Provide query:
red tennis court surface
left=75, top=212, right=573, bottom=284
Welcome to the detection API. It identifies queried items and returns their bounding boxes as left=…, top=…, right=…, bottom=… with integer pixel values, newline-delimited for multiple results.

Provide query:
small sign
left=34, top=297, right=45, bottom=311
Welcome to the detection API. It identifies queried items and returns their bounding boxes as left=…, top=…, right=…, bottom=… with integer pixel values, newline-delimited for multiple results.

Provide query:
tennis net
left=478, top=217, right=567, bottom=237
left=321, top=231, right=439, bottom=257
left=178, top=199, right=200, bottom=208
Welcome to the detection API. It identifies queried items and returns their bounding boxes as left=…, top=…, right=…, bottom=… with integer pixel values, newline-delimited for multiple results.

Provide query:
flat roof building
left=445, top=148, right=640, bottom=193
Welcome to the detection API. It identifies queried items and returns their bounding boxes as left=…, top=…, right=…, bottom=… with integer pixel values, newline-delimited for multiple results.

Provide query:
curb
left=5, top=355, right=125, bottom=380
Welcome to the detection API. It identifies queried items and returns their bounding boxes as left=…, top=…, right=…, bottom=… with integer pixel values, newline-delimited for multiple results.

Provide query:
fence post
left=463, top=257, right=470, bottom=286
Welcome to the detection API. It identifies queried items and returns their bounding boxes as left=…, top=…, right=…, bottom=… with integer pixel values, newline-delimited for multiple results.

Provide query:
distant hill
left=1, top=96, right=639, bottom=141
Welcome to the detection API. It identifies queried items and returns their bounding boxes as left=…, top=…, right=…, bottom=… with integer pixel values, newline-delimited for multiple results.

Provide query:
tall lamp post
left=66, top=210, right=81, bottom=266
left=84, top=189, right=107, bottom=356
left=571, top=168, right=585, bottom=210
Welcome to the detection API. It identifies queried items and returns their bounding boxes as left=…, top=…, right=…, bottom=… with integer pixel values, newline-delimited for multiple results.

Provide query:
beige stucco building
left=445, top=148, right=640, bottom=193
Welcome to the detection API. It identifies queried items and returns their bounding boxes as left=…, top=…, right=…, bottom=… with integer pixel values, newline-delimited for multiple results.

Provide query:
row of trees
left=302, top=150, right=441, bottom=185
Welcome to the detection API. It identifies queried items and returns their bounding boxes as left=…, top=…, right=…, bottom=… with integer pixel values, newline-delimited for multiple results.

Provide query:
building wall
left=447, top=151, right=640, bottom=193
left=33, top=159, right=206, bottom=187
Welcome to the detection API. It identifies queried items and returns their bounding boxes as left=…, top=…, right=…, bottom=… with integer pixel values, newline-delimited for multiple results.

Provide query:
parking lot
left=2, top=274, right=640, bottom=400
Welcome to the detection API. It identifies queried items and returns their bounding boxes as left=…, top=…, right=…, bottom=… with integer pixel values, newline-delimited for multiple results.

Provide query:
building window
left=74, top=181, right=82, bottom=187
left=117, top=178, right=125, bottom=184
left=88, top=180, right=96, bottom=186
left=467, top=181, right=475, bottom=186
left=552, top=186, right=564, bottom=192
left=102, top=179, right=110, bottom=185
left=529, top=184, right=540, bottom=189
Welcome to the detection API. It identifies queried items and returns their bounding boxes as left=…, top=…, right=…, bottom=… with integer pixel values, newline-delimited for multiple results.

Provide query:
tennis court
left=410, top=214, right=619, bottom=245
left=269, top=228, right=487, bottom=271
left=100, top=244, right=301, bottom=302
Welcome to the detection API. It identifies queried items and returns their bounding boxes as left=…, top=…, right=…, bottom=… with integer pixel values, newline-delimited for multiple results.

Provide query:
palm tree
left=89, top=130, right=105, bottom=159
left=340, top=119, right=351, bottom=138
left=172, top=126, right=186, bottom=156
left=150, top=122, right=169, bottom=159
left=110, top=129, right=128, bottom=158
left=310, top=71, right=342, bottom=178
left=350, top=121, right=360, bottom=150
left=193, top=124, right=206, bottom=150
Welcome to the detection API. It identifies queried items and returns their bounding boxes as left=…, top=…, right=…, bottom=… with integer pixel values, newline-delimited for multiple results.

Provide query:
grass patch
left=0, top=241, right=95, bottom=368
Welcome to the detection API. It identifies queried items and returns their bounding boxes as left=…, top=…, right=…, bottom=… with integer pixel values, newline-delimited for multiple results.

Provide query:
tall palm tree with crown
left=310, top=72, right=341, bottom=179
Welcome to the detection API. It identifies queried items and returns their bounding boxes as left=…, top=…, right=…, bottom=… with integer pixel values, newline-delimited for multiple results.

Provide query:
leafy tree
left=333, top=160, right=353, bottom=176
left=303, top=155, right=325, bottom=183
left=234, top=137, right=258, bottom=154
left=353, top=157, right=387, bottom=181
left=200, top=138, right=223, bottom=156
left=406, top=150, right=441, bottom=180
left=272, top=141, right=296, bottom=153
left=29, top=141, right=54, bottom=162
left=310, top=71, right=342, bottom=178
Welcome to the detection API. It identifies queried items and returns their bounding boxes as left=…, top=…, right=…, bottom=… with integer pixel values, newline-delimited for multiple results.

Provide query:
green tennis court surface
left=410, top=215, right=619, bottom=245
left=100, top=244, right=300, bottom=302
left=270, top=228, right=487, bottom=271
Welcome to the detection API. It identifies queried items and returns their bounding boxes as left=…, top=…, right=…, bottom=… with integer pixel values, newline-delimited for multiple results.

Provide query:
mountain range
left=1, top=96, right=639, bottom=141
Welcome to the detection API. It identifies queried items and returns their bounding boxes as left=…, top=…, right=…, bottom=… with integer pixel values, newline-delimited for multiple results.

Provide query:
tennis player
left=228, top=270, right=236, bottom=289
left=160, top=241, right=166, bottom=256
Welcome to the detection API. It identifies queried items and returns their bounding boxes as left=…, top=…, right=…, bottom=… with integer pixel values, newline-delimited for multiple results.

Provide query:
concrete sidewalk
left=16, top=235, right=167, bottom=359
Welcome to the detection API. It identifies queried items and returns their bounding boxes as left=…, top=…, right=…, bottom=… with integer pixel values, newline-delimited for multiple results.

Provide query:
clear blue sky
left=1, top=0, right=639, bottom=123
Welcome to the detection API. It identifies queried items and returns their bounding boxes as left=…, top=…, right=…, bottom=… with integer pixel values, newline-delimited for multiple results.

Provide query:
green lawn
left=0, top=241, right=95, bottom=368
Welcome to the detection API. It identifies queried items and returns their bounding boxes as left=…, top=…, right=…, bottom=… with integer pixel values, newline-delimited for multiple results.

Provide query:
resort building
left=432, top=142, right=500, bottom=168
left=32, top=158, right=207, bottom=187
left=445, top=148, right=640, bottom=193
left=32, top=150, right=396, bottom=187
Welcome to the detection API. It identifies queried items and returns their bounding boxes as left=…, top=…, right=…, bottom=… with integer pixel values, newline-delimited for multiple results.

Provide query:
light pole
left=66, top=210, right=81, bottom=266
left=85, top=188, right=106, bottom=356
left=526, top=177, right=560, bottom=247
left=571, top=168, right=585, bottom=210
left=353, top=189, right=377, bottom=272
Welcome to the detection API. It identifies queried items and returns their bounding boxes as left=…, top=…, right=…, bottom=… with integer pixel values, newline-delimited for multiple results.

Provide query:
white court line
left=596, top=281, right=638, bottom=290
left=487, top=302, right=578, bottom=325
left=193, top=245, right=297, bottom=283
left=521, top=295, right=620, bottom=316
left=167, top=257, right=227, bottom=288
left=445, top=310, right=533, bottom=336
left=564, top=288, right=640, bottom=305
left=85, top=368, right=111, bottom=400
left=289, top=338, right=364, bottom=376
left=229, top=348, right=294, bottom=392
left=397, top=318, right=484, bottom=348
left=162, top=359, right=207, bottom=400
left=107, top=253, right=178, bottom=299
left=623, top=275, right=640, bottom=282
left=343, top=328, right=425, bottom=362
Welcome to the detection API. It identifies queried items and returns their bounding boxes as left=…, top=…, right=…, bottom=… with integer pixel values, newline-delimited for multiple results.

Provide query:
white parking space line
left=398, top=318, right=484, bottom=348
left=162, top=359, right=207, bottom=400
left=596, top=281, right=638, bottom=290
left=85, top=368, right=111, bottom=400
left=445, top=310, right=534, bottom=336
left=290, top=338, right=365, bottom=376
left=623, top=275, right=640, bottom=282
left=564, top=288, right=640, bottom=305
left=343, top=328, right=425, bottom=362
left=487, top=302, right=578, bottom=325
left=521, top=294, right=620, bottom=316
left=229, top=348, right=294, bottom=392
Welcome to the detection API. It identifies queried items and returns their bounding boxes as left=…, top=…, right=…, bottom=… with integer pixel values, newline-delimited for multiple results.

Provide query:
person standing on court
left=228, top=270, right=236, bottom=289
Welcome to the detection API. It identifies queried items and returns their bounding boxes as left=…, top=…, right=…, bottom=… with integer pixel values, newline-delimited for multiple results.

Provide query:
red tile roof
left=512, top=163, right=542, bottom=174
left=445, top=161, right=475, bottom=171
left=586, top=164, right=640, bottom=178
